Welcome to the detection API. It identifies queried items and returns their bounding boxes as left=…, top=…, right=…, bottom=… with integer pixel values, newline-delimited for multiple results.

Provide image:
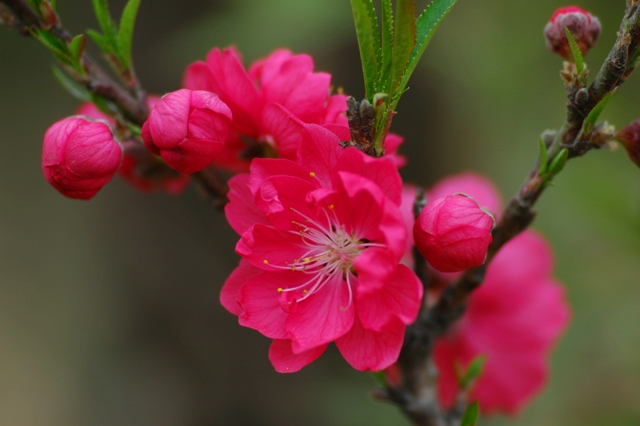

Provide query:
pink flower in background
left=76, top=100, right=192, bottom=194
left=413, top=194, right=494, bottom=273
left=221, top=123, right=422, bottom=372
left=401, top=173, right=570, bottom=414
left=42, top=116, right=122, bottom=200
left=434, top=230, right=570, bottom=414
left=184, top=47, right=406, bottom=170
left=142, top=89, right=232, bottom=174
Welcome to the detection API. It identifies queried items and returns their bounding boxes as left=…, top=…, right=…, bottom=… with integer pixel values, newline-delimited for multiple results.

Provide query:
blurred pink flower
left=141, top=89, right=231, bottom=174
left=42, top=116, right=122, bottom=200
left=221, top=124, right=422, bottom=372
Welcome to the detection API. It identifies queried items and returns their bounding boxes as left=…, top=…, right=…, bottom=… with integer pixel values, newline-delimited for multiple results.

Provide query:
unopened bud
left=142, top=89, right=232, bottom=174
left=42, top=116, right=122, bottom=200
left=615, top=119, right=640, bottom=168
left=544, top=6, right=601, bottom=60
left=413, top=194, right=494, bottom=273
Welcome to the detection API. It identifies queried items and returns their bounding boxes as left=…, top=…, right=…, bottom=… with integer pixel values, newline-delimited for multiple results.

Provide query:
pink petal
left=336, top=315, right=405, bottom=371
left=286, top=273, right=354, bottom=353
left=269, top=339, right=327, bottom=373
left=183, top=61, right=215, bottom=92
left=297, top=124, right=341, bottom=188
left=357, top=264, right=423, bottom=331
left=261, top=103, right=307, bottom=160
left=225, top=174, right=270, bottom=235
left=148, top=89, right=190, bottom=147
left=255, top=176, right=320, bottom=230
left=248, top=157, right=315, bottom=196
left=428, top=172, right=503, bottom=218
left=220, top=259, right=263, bottom=315
left=236, top=224, right=308, bottom=270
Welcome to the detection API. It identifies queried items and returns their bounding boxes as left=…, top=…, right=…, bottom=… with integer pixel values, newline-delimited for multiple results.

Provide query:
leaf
left=52, top=65, right=90, bottom=101
left=390, top=0, right=416, bottom=92
left=397, top=0, right=458, bottom=97
left=459, top=356, right=487, bottom=390
left=50, top=0, right=57, bottom=10
left=117, top=0, right=142, bottom=70
left=91, top=0, right=118, bottom=50
left=350, top=0, right=380, bottom=99
left=563, top=27, right=584, bottom=73
left=87, top=29, right=111, bottom=54
left=460, top=401, right=479, bottom=426
left=378, top=0, right=394, bottom=92
left=547, top=148, right=568, bottom=177
left=583, top=89, right=616, bottom=133
left=68, top=34, right=86, bottom=61
left=538, top=138, right=548, bottom=175
left=33, top=28, right=71, bottom=62
left=26, top=0, right=42, bottom=11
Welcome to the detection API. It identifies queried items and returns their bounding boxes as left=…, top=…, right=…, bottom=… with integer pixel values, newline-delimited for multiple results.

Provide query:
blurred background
left=1, top=0, right=639, bottom=425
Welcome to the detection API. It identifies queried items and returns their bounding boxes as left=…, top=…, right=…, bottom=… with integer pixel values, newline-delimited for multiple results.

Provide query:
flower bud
left=42, top=116, right=122, bottom=200
left=413, top=194, right=494, bottom=273
left=544, top=6, right=601, bottom=60
left=141, top=89, right=232, bottom=174
left=119, top=142, right=191, bottom=194
left=615, top=119, right=640, bottom=168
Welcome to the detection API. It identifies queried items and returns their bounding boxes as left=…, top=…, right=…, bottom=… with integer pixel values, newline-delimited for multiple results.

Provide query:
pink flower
left=434, top=230, right=570, bottom=414
left=615, top=118, right=640, bottom=169
left=184, top=47, right=406, bottom=171
left=141, top=89, right=232, bottom=174
left=400, top=173, right=570, bottom=414
left=544, top=6, right=601, bottom=60
left=76, top=100, right=192, bottom=194
left=42, top=116, right=122, bottom=200
left=413, top=194, right=494, bottom=273
left=221, top=124, right=422, bottom=372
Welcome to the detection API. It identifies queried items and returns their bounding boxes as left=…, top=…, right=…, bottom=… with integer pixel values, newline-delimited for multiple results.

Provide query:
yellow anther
left=328, top=204, right=334, bottom=210
left=310, top=172, right=316, bottom=178
left=277, top=287, right=283, bottom=293
left=302, top=289, right=308, bottom=294
left=304, top=257, right=311, bottom=263
left=263, top=260, right=269, bottom=265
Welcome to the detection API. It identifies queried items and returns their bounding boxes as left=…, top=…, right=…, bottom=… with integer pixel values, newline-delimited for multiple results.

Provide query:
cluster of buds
left=544, top=6, right=601, bottom=60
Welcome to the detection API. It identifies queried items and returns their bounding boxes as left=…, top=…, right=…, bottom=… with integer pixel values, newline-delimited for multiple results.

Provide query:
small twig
left=193, top=166, right=230, bottom=210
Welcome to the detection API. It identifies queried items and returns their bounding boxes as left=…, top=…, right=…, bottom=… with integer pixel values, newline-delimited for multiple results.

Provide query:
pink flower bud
left=42, top=116, right=123, bottom=200
left=413, top=194, right=494, bottom=273
left=615, top=119, right=640, bottom=169
left=141, top=89, right=232, bottom=174
left=544, top=6, right=601, bottom=60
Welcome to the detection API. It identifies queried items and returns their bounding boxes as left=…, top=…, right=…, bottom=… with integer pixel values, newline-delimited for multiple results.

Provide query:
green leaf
left=397, top=0, right=458, bottom=98
left=460, top=401, right=479, bottom=426
left=563, top=27, right=584, bottom=73
left=390, top=0, right=416, bottom=92
left=548, top=148, right=568, bottom=176
left=350, top=0, right=380, bottom=99
left=459, top=356, right=487, bottom=390
left=538, top=138, right=549, bottom=175
left=33, top=28, right=71, bottom=61
left=378, top=0, right=394, bottom=92
left=583, top=89, right=616, bottom=133
left=68, top=34, right=86, bottom=61
left=50, top=0, right=57, bottom=10
left=117, top=0, right=142, bottom=70
left=370, top=370, right=388, bottom=386
left=26, top=0, right=42, bottom=11
left=87, top=29, right=111, bottom=54
left=52, top=65, right=90, bottom=101
left=91, top=0, right=118, bottom=50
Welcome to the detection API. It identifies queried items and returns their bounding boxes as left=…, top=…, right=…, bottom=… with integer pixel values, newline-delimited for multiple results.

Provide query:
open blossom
left=221, top=123, right=422, bottom=372
left=141, top=89, right=232, bottom=174
left=401, top=173, right=570, bottom=414
left=184, top=47, right=405, bottom=170
left=413, top=194, right=494, bottom=272
left=77, top=101, right=191, bottom=194
left=42, top=116, right=122, bottom=200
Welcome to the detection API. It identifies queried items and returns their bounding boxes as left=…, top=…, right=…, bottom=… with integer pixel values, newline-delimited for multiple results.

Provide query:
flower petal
left=269, top=339, right=327, bottom=373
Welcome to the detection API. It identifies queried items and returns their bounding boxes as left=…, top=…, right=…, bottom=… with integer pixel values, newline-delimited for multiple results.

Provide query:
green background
left=0, top=0, right=639, bottom=425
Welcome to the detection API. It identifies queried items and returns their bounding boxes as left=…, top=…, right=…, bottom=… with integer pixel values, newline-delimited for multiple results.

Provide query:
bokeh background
left=1, top=0, right=639, bottom=425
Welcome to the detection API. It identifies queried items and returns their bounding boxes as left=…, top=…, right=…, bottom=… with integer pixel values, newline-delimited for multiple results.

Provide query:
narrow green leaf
left=583, top=89, right=616, bottom=133
left=91, top=0, right=118, bottom=48
left=350, top=0, right=380, bottom=99
left=460, top=356, right=487, bottom=390
left=69, top=34, right=86, bottom=61
left=563, top=27, right=584, bottom=73
left=460, top=401, right=479, bottom=426
left=397, top=0, right=458, bottom=98
left=548, top=148, right=568, bottom=176
left=50, top=0, right=57, bottom=10
left=378, top=0, right=394, bottom=92
left=52, top=65, right=90, bottom=101
left=538, top=138, right=548, bottom=175
left=117, top=0, right=142, bottom=70
left=33, top=28, right=71, bottom=60
left=87, top=29, right=111, bottom=54
left=26, top=0, right=41, bottom=11
left=390, top=0, right=416, bottom=92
